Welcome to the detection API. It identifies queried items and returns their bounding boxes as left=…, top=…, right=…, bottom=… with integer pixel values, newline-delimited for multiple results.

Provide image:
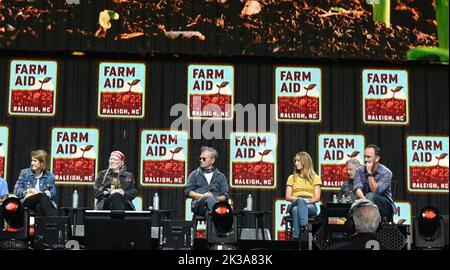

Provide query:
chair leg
left=284, top=218, right=288, bottom=240
left=193, top=217, right=198, bottom=238
left=289, top=221, right=293, bottom=240
left=257, top=216, right=264, bottom=240
left=284, top=219, right=293, bottom=240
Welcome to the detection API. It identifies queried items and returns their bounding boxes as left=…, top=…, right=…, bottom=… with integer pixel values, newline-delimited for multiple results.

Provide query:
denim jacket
left=14, top=168, right=57, bottom=202
left=184, top=167, right=230, bottom=209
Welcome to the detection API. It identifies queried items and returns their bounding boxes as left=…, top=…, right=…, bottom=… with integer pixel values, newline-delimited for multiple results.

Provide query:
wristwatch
left=367, top=172, right=374, bottom=177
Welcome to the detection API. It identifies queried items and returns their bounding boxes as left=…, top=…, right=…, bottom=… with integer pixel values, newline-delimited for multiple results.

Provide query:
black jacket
left=94, top=166, right=137, bottom=210
left=330, top=233, right=390, bottom=250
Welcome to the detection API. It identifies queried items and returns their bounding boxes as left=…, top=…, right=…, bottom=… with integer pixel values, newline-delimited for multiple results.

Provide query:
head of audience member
left=352, top=199, right=381, bottom=234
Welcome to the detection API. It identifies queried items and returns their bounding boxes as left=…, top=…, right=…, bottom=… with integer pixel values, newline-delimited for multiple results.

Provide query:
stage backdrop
left=0, top=51, right=448, bottom=239
left=0, top=0, right=448, bottom=64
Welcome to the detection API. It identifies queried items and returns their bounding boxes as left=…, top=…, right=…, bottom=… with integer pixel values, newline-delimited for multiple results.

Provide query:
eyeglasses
left=199, top=157, right=207, bottom=161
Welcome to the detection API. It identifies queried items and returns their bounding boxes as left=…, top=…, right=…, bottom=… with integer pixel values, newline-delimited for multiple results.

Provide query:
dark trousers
left=192, top=196, right=219, bottom=216
left=23, top=193, right=58, bottom=216
left=366, top=192, right=394, bottom=221
left=103, top=193, right=133, bottom=210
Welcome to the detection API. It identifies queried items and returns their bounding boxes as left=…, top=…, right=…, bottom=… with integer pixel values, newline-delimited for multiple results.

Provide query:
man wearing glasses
left=184, top=146, right=230, bottom=216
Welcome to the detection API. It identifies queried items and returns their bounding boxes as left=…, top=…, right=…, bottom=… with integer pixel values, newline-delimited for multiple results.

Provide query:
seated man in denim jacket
left=184, top=146, right=229, bottom=216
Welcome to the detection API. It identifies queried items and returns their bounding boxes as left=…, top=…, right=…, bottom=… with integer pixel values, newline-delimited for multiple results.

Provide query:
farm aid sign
left=8, top=60, right=57, bottom=116
left=0, top=126, right=8, bottom=179
left=274, top=199, right=290, bottom=240
left=407, top=136, right=449, bottom=193
left=230, top=132, right=277, bottom=189
left=318, top=134, right=365, bottom=190
left=275, top=66, right=322, bottom=122
left=98, top=62, right=146, bottom=118
left=362, top=69, right=408, bottom=125
left=187, top=64, right=234, bottom=120
left=51, top=128, right=99, bottom=185
left=140, top=130, right=188, bottom=187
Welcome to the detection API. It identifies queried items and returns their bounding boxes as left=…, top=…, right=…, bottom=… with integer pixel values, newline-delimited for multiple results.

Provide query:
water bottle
left=246, top=194, right=253, bottom=211
left=228, top=198, right=233, bottom=208
left=72, top=190, right=79, bottom=208
left=341, top=194, right=346, bottom=203
left=153, top=193, right=160, bottom=210
left=332, top=194, right=338, bottom=203
left=346, top=195, right=352, bottom=203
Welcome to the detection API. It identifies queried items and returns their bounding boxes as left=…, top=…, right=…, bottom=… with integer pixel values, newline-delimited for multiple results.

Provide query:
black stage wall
left=0, top=51, right=448, bottom=233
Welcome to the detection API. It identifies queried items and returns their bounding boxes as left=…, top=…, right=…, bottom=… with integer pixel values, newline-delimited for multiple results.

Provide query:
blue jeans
left=288, top=198, right=318, bottom=238
left=366, top=192, right=394, bottom=221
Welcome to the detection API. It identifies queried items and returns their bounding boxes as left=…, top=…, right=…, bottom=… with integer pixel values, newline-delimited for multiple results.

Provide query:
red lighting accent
left=422, top=210, right=437, bottom=220
left=6, top=226, right=20, bottom=233
left=215, top=206, right=230, bottom=215
left=5, top=202, right=19, bottom=212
